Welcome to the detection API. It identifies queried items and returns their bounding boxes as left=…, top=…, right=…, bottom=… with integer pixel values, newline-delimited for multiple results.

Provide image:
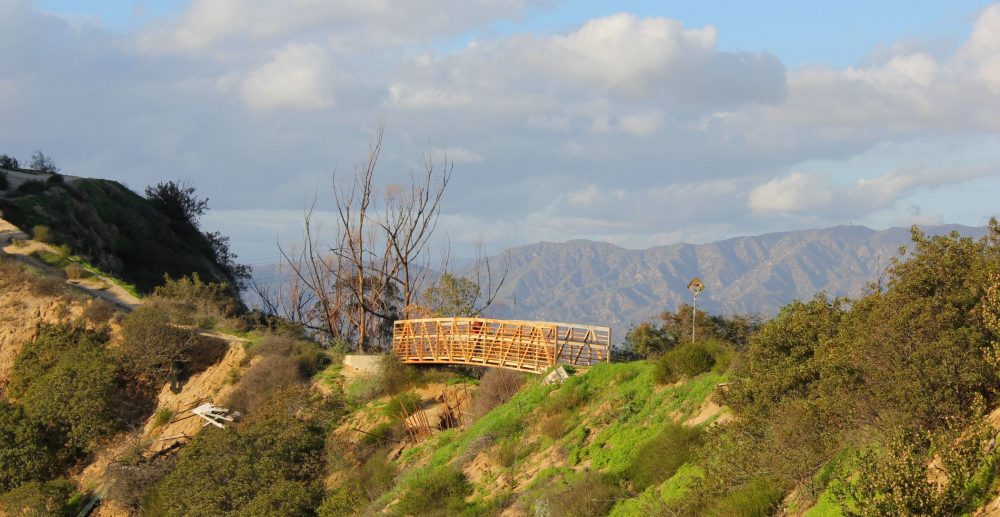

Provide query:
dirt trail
left=0, top=216, right=140, bottom=310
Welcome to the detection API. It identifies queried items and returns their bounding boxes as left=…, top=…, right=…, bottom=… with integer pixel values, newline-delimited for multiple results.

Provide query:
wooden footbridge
left=392, top=317, right=612, bottom=374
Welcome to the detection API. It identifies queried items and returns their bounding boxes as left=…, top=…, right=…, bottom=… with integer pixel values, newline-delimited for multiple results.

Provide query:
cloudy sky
left=3, top=0, right=1000, bottom=268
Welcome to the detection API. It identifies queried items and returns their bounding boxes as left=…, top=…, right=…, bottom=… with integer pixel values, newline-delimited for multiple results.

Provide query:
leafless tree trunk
left=258, top=122, right=502, bottom=353
left=378, top=150, right=452, bottom=318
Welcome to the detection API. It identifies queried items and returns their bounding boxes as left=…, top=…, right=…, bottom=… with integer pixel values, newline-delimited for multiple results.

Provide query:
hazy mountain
left=484, top=224, right=987, bottom=336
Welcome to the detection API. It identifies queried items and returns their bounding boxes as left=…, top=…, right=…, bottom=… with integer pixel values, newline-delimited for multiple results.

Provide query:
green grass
left=29, top=249, right=141, bottom=298
left=803, top=485, right=843, bottom=517
left=565, top=363, right=724, bottom=474
left=609, top=463, right=704, bottom=516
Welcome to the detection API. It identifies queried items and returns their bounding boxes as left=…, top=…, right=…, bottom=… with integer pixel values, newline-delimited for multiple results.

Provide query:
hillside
left=2, top=205, right=1000, bottom=516
left=0, top=167, right=242, bottom=294
left=486, top=224, right=988, bottom=331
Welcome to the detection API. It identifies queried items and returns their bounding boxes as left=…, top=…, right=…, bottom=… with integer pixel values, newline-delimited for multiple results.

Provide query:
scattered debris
left=191, top=403, right=237, bottom=428
left=544, top=365, right=570, bottom=385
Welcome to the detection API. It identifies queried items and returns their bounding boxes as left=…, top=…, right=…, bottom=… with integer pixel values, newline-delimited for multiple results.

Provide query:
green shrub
left=495, top=437, right=532, bottom=469
left=383, top=392, right=422, bottom=420
left=346, top=377, right=381, bottom=405
left=153, top=408, right=175, bottom=427
left=0, top=478, right=80, bottom=517
left=319, top=452, right=396, bottom=515
left=225, top=366, right=242, bottom=385
left=531, top=471, right=626, bottom=517
left=378, top=354, right=422, bottom=395
left=118, top=304, right=199, bottom=387
left=0, top=170, right=8, bottom=190
left=152, top=273, right=237, bottom=324
left=0, top=400, right=57, bottom=491
left=318, top=486, right=360, bottom=516
left=396, top=465, right=472, bottom=516
left=654, top=340, right=721, bottom=383
left=0, top=154, right=18, bottom=170
left=708, top=478, right=783, bottom=517
left=9, top=324, right=122, bottom=457
left=82, top=298, right=117, bottom=324
left=625, top=321, right=673, bottom=358
left=31, top=224, right=53, bottom=244
left=145, top=388, right=326, bottom=516
left=238, top=479, right=322, bottom=516
left=625, top=423, right=703, bottom=491
left=64, top=263, right=88, bottom=280
left=836, top=426, right=1000, bottom=516
left=539, top=411, right=571, bottom=439
left=653, top=359, right=675, bottom=384
left=14, top=179, right=47, bottom=196
left=359, top=422, right=399, bottom=447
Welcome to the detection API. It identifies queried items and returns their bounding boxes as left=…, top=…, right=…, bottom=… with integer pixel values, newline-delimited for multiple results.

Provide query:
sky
left=3, top=0, right=1000, bottom=269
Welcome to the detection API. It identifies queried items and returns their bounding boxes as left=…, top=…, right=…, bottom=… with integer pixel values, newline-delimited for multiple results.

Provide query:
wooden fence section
left=392, top=317, right=612, bottom=374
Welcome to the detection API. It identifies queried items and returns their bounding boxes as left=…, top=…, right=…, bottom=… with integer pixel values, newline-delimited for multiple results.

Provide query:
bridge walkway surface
left=392, top=317, right=611, bottom=374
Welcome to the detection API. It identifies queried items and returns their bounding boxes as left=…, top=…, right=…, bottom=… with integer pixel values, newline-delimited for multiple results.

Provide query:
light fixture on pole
left=687, top=277, right=705, bottom=342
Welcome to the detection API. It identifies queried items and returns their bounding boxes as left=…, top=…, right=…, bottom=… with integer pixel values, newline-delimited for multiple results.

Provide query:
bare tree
left=255, top=123, right=507, bottom=353
left=377, top=149, right=452, bottom=317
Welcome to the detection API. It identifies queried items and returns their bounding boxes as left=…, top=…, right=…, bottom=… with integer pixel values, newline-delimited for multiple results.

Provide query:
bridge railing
left=392, top=317, right=611, bottom=373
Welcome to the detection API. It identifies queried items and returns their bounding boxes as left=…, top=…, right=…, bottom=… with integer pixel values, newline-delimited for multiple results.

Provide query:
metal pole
left=692, top=295, right=696, bottom=343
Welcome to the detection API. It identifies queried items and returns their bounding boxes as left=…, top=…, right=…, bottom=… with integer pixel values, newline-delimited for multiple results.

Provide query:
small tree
left=145, top=180, right=209, bottom=228
left=0, top=154, right=18, bottom=169
left=28, top=151, right=59, bottom=173
left=624, top=321, right=673, bottom=358
left=424, top=272, right=480, bottom=317
left=118, top=304, right=199, bottom=388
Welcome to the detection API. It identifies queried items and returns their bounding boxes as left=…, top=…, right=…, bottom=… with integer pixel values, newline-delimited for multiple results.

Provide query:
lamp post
left=687, top=277, right=704, bottom=342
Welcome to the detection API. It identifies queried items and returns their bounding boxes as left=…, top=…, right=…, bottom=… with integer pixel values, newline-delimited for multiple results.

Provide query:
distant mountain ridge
left=485, top=224, right=988, bottom=336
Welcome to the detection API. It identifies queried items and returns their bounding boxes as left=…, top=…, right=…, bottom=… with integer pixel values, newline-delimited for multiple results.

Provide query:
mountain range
left=483, top=224, right=988, bottom=336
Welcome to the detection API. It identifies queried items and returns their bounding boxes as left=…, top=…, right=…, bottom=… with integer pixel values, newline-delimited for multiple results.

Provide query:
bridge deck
left=392, top=317, right=612, bottom=374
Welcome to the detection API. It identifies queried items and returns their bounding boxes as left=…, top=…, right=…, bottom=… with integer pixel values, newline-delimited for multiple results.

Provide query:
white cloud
left=431, top=146, right=483, bottom=164
left=139, top=0, right=541, bottom=55
left=534, top=13, right=716, bottom=96
left=748, top=165, right=998, bottom=216
left=748, top=172, right=834, bottom=214
left=961, top=4, right=1000, bottom=91
left=618, top=113, right=662, bottom=136
left=240, top=43, right=333, bottom=111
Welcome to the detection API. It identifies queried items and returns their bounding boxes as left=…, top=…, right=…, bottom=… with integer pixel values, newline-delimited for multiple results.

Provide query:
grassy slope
left=0, top=178, right=230, bottom=293
left=360, top=361, right=728, bottom=515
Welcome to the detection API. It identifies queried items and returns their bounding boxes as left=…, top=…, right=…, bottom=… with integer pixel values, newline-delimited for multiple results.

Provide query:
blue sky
left=6, top=0, right=1000, bottom=267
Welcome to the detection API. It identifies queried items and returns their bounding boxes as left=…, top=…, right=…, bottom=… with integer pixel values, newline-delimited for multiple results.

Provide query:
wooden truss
left=392, top=317, right=612, bottom=374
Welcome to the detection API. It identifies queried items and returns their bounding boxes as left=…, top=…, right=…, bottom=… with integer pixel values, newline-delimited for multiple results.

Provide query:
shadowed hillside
left=0, top=168, right=245, bottom=294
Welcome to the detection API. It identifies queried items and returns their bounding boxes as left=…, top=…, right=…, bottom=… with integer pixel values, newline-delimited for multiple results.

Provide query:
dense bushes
left=228, top=335, right=328, bottom=414
left=0, top=154, right=17, bottom=170
left=31, top=224, right=53, bottom=244
left=395, top=465, right=472, bottom=516
left=152, top=273, right=238, bottom=326
left=626, top=306, right=762, bottom=359
left=0, top=177, right=248, bottom=293
left=118, top=305, right=200, bottom=387
left=668, top=223, right=1000, bottom=514
left=145, top=388, right=329, bottom=516
left=0, top=478, right=79, bottom=517
left=8, top=324, right=123, bottom=457
left=0, top=170, right=7, bottom=190
left=528, top=471, right=626, bottom=517
left=654, top=339, right=729, bottom=384
left=0, top=401, right=57, bottom=492
left=625, top=423, right=703, bottom=491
